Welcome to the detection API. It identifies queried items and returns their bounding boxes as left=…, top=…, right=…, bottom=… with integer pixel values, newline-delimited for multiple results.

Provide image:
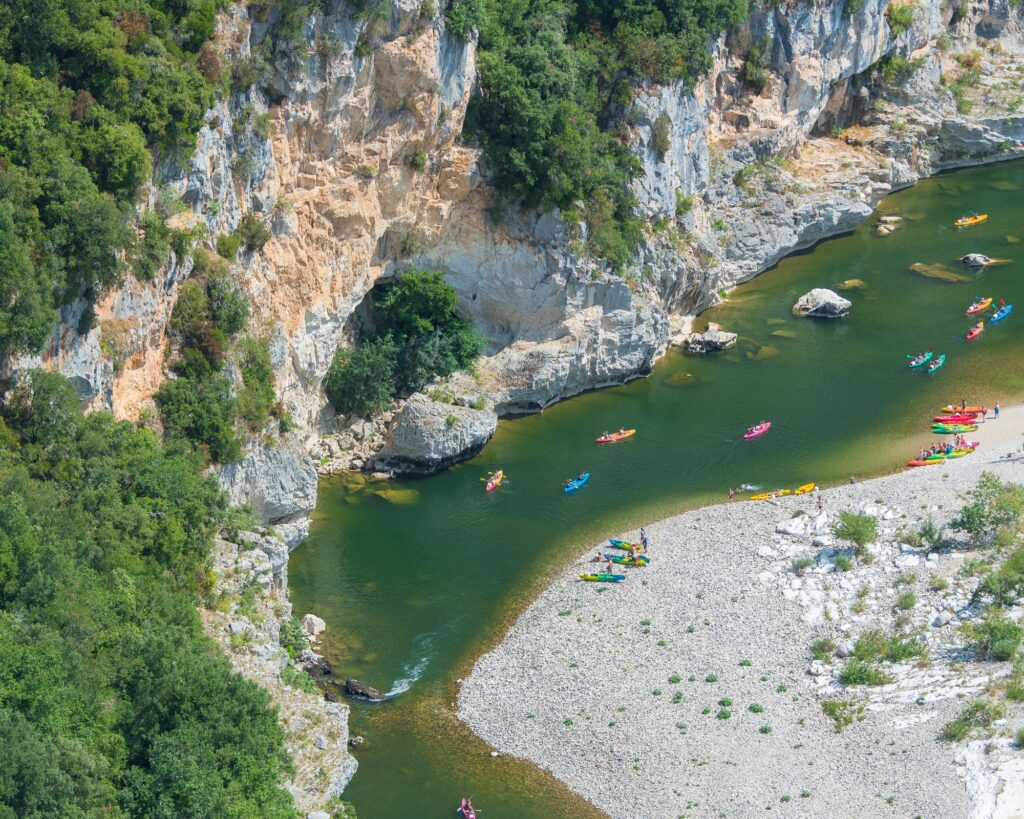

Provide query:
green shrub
left=280, top=617, right=310, bottom=659
left=135, top=213, right=171, bottom=282
left=835, top=554, right=854, bottom=572
left=407, top=148, right=428, bottom=171
left=238, top=211, right=272, bottom=252
left=743, top=38, right=771, bottom=94
left=324, top=338, right=400, bottom=417
left=962, top=615, right=1023, bottom=661
left=834, top=511, right=877, bottom=557
left=821, top=699, right=863, bottom=732
left=675, top=191, right=694, bottom=216
left=929, top=576, right=950, bottom=592
left=650, top=111, right=671, bottom=159
left=217, top=233, right=243, bottom=261
left=894, top=591, right=916, bottom=611
left=280, top=661, right=319, bottom=694
left=879, top=55, right=925, bottom=85
left=791, top=556, right=814, bottom=575
left=235, top=338, right=278, bottom=431
left=839, top=658, right=893, bottom=686
left=843, top=0, right=864, bottom=15
left=811, top=638, right=836, bottom=661
left=940, top=700, right=1003, bottom=742
left=155, top=375, right=242, bottom=464
left=886, top=2, right=916, bottom=37
left=446, top=0, right=486, bottom=38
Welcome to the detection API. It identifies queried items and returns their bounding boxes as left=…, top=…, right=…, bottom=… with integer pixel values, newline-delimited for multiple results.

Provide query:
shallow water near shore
left=289, top=160, right=1024, bottom=818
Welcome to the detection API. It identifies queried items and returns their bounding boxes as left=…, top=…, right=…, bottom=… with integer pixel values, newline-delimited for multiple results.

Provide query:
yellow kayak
left=793, top=483, right=816, bottom=495
left=750, top=492, right=773, bottom=501
left=954, top=213, right=988, bottom=228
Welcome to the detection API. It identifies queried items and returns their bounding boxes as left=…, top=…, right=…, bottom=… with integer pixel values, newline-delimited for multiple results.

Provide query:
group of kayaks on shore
left=906, top=400, right=998, bottom=466
left=580, top=529, right=651, bottom=583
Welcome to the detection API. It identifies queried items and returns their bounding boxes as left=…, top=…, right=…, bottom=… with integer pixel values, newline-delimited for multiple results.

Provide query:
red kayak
left=933, top=414, right=978, bottom=424
left=743, top=421, right=772, bottom=439
left=907, top=459, right=940, bottom=467
left=966, top=322, right=984, bottom=340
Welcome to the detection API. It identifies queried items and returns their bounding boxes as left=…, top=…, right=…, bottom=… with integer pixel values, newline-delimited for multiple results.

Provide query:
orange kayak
left=596, top=429, right=636, bottom=444
left=966, top=322, right=984, bottom=340
left=966, top=297, right=992, bottom=315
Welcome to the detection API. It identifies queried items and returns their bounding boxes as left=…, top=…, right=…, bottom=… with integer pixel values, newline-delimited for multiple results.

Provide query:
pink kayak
left=744, top=421, right=772, bottom=439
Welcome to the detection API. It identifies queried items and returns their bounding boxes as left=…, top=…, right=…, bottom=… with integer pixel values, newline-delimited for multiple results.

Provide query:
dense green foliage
left=0, top=0, right=221, bottom=357
left=833, top=511, right=878, bottom=557
left=324, top=270, right=482, bottom=415
left=0, top=371, right=294, bottom=817
left=155, top=251, right=262, bottom=463
left=465, top=0, right=747, bottom=268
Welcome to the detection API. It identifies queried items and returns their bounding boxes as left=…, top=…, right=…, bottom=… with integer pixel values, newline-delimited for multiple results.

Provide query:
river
left=288, top=160, right=1024, bottom=818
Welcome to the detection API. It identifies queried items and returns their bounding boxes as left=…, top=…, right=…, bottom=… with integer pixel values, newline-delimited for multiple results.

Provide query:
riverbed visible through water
left=289, top=160, right=1024, bottom=818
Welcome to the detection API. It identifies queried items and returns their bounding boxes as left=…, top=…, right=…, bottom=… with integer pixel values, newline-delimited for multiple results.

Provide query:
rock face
left=375, top=392, right=498, bottom=474
left=218, top=437, right=318, bottom=549
left=202, top=535, right=357, bottom=813
left=793, top=288, right=852, bottom=318
left=344, top=679, right=382, bottom=700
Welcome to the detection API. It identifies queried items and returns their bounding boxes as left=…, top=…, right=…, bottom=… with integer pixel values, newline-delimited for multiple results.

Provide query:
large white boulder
left=793, top=288, right=852, bottom=319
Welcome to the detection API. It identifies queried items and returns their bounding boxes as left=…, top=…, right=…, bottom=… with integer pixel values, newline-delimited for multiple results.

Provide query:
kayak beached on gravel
left=580, top=573, right=626, bottom=583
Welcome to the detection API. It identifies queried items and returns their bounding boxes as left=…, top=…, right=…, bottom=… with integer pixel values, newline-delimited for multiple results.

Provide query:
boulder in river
left=959, top=253, right=992, bottom=267
left=344, top=679, right=382, bottom=700
left=792, top=289, right=851, bottom=319
left=301, top=613, right=326, bottom=638
left=686, top=322, right=737, bottom=353
left=298, top=648, right=334, bottom=681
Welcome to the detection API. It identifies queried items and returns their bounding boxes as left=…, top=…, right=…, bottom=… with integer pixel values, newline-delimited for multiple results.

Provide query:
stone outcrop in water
left=793, top=289, right=852, bottom=318
left=959, top=253, right=993, bottom=267
left=687, top=323, right=739, bottom=353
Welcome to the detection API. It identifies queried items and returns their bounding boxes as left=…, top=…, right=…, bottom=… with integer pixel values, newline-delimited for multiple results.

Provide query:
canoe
left=908, top=351, right=934, bottom=369
left=954, top=213, right=988, bottom=227
left=744, top=421, right=772, bottom=439
left=966, top=297, right=992, bottom=315
left=793, top=483, right=816, bottom=495
left=933, top=413, right=978, bottom=423
left=596, top=429, right=636, bottom=444
left=940, top=405, right=987, bottom=414
left=604, top=553, right=650, bottom=566
left=991, top=304, right=1013, bottom=322
left=564, top=472, right=590, bottom=493
left=608, top=538, right=642, bottom=551
left=580, top=573, right=626, bottom=583
left=907, top=459, right=941, bottom=467
left=928, top=355, right=946, bottom=373
left=485, top=470, right=504, bottom=492
left=966, top=322, right=984, bottom=340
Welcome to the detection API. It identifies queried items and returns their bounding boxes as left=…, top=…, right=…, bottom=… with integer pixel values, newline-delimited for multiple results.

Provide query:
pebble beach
left=459, top=406, right=1024, bottom=818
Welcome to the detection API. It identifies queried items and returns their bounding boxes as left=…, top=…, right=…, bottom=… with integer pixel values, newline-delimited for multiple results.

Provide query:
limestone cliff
left=13, top=0, right=1024, bottom=499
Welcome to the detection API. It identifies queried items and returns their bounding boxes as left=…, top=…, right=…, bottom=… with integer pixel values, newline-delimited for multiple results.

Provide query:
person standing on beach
left=640, top=527, right=648, bottom=550
left=817, top=494, right=824, bottom=513
left=994, top=402, right=1000, bottom=419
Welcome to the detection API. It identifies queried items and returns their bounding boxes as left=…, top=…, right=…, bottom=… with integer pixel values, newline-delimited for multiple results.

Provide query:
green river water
left=289, top=160, right=1024, bottom=818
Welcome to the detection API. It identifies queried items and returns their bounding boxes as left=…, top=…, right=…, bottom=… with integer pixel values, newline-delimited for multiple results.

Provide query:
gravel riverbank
left=459, top=406, right=1024, bottom=818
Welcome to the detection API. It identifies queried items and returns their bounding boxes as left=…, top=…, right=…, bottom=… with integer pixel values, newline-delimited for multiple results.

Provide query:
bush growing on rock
left=838, top=658, right=892, bottom=687
left=962, top=615, right=1023, bottom=661
left=940, top=700, right=1003, bottom=742
left=324, top=271, right=482, bottom=416
left=833, top=511, right=877, bottom=558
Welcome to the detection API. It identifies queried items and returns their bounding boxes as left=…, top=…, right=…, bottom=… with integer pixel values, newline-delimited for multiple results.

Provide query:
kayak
left=564, top=472, right=590, bottom=493
left=580, top=573, right=626, bottom=583
left=932, top=424, right=978, bottom=434
left=954, top=213, right=988, bottom=227
left=940, top=405, right=987, bottom=414
left=793, top=483, right=816, bottom=495
left=604, top=553, right=650, bottom=566
left=749, top=492, right=773, bottom=501
left=458, top=800, right=477, bottom=819
left=907, top=459, right=941, bottom=467
left=927, top=354, right=946, bottom=374
left=908, top=351, right=934, bottom=369
left=925, top=449, right=972, bottom=461
left=596, top=429, right=636, bottom=444
left=966, top=297, right=992, bottom=315
left=744, top=421, right=772, bottom=439
left=933, top=413, right=978, bottom=423
left=608, top=537, right=642, bottom=551
left=966, top=322, right=984, bottom=340
left=485, top=470, right=504, bottom=492
left=991, top=303, right=1013, bottom=322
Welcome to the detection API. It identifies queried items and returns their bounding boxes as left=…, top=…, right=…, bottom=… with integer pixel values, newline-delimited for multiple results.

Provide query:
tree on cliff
left=324, top=270, right=483, bottom=415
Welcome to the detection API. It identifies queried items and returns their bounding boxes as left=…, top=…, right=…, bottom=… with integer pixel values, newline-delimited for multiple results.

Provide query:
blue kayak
left=991, top=303, right=1013, bottom=322
left=564, top=472, right=590, bottom=493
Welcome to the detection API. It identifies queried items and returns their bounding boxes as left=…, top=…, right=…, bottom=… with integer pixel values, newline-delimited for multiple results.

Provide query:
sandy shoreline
left=459, top=405, right=1024, bottom=818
